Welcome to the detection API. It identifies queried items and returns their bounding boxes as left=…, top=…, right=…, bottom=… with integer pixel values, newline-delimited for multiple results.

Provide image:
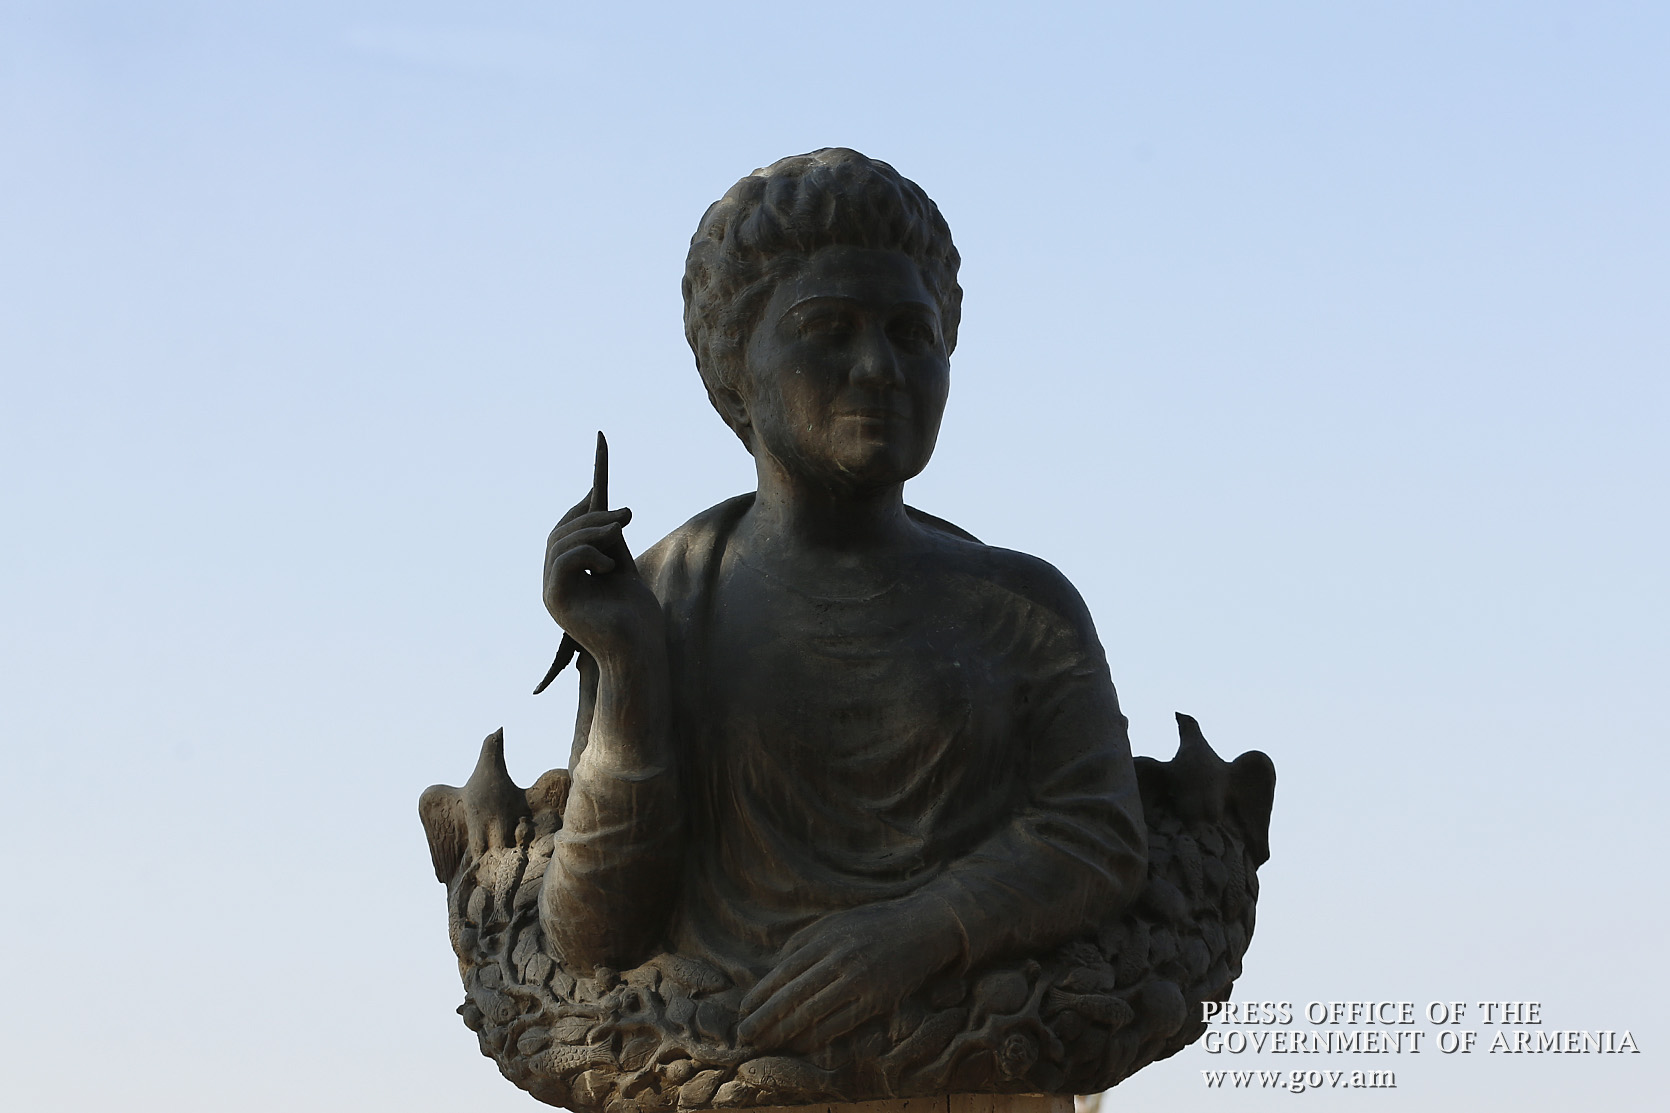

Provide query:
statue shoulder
left=635, top=493, right=754, bottom=597
left=911, top=511, right=1103, bottom=647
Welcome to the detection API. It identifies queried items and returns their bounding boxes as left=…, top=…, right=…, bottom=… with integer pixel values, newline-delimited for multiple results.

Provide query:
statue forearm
left=538, top=646, right=683, bottom=972
left=915, top=683, right=1149, bottom=973
left=920, top=800, right=1147, bottom=973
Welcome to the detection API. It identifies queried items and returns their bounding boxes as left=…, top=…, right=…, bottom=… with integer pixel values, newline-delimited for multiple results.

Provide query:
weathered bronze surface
left=421, top=149, right=1276, bottom=1112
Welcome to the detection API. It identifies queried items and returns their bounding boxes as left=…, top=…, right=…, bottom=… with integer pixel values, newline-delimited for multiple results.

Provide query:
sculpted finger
left=744, top=973, right=853, bottom=1051
left=739, top=952, right=848, bottom=1046
left=549, top=506, right=629, bottom=547
left=550, top=544, right=617, bottom=583
left=556, top=488, right=593, bottom=529
left=787, top=998, right=873, bottom=1054
left=740, top=943, right=823, bottom=1019
left=555, top=522, right=626, bottom=559
left=589, top=431, right=609, bottom=512
left=597, top=506, right=638, bottom=572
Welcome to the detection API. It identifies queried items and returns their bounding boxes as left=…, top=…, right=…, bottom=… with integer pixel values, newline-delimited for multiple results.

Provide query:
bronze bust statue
left=421, top=149, right=1275, bottom=1113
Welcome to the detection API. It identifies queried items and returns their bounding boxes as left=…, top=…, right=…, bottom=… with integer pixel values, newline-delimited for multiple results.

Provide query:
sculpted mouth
left=843, top=402, right=909, bottom=421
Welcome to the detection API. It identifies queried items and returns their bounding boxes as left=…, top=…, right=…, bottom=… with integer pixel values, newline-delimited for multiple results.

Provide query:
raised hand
left=537, top=432, right=664, bottom=681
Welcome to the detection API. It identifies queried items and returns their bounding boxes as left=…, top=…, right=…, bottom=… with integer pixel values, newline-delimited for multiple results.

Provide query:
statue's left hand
left=737, top=898, right=963, bottom=1053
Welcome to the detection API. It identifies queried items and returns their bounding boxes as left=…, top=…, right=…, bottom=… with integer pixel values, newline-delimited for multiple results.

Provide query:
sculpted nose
left=851, top=323, right=903, bottom=388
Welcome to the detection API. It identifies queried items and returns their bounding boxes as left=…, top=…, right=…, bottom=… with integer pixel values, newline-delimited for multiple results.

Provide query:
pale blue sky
left=2, top=2, right=1665, bottom=1110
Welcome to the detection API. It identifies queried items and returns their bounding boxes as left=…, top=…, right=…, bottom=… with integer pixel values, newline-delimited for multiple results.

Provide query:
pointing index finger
left=589, top=431, right=608, bottom=513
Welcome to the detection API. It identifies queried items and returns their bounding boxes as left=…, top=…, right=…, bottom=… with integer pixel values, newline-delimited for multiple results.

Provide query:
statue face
left=740, top=245, right=950, bottom=493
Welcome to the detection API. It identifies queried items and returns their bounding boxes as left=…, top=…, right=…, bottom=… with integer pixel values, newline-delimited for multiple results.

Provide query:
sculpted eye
left=889, top=316, right=938, bottom=351
left=797, top=310, right=854, bottom=340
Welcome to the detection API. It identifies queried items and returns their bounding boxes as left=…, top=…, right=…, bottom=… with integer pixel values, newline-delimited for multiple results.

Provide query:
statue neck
left=743, top=462, right=916, bottom=557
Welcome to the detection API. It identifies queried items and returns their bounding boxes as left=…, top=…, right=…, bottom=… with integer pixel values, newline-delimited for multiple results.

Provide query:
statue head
left=682, top=149, right=963, bottom=454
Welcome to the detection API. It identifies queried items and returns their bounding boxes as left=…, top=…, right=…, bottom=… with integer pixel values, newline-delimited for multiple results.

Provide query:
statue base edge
left=747, top=1095, right=1070, bottom=1113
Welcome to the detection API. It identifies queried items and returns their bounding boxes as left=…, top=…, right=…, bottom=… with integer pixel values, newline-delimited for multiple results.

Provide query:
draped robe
left=542, top=496, right=1147, bottom=983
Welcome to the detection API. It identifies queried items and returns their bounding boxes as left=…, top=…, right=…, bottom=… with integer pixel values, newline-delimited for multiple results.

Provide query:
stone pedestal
left=749, top=1096, right=1071, bottom=1113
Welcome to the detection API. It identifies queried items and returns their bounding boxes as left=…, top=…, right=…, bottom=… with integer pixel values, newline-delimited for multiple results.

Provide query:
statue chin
left=421, top=715, right=1274, bottom=1112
